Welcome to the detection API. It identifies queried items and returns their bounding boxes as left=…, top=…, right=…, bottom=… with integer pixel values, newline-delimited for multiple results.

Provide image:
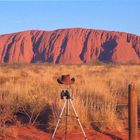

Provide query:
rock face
left=0, top=28, right=140, bottom=64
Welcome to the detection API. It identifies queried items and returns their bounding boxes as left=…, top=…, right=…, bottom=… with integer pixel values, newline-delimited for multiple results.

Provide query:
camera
left=61, top=90, right=70, bottom=99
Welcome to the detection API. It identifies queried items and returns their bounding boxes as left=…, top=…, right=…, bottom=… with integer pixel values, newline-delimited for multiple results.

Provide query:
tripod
left=51, top=90, right=88, bottom=140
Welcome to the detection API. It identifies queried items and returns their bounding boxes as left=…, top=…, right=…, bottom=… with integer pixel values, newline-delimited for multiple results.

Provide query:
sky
left=0, top=0, right=140, bottom=35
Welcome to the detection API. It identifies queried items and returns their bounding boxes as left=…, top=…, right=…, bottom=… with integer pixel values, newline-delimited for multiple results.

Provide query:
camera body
left=61, top=90, right=70, bottom=99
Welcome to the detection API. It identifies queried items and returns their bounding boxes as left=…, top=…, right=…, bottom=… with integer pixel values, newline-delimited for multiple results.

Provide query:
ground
left=2, top=126, right=140, bottom=140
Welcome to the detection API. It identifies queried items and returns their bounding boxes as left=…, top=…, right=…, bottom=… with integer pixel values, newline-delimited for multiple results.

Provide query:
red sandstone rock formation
left=0, top=28, right=139, bottom=64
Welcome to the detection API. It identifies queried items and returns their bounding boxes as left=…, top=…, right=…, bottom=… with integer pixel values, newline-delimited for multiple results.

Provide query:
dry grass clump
left=0, top=63, right=140, bottom=136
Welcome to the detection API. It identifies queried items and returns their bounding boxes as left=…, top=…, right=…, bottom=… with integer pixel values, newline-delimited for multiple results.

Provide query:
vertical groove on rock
left=4, top=35, right=17, bottom=63
left=45, top=31, right=61, bottom=63
left=31, top=32, right=45, bottom=62
left=55, top=35, right=68, bottom=64
left=99, top=38, right=117, bottom=62
left=80, top=31, right=91, bottom=62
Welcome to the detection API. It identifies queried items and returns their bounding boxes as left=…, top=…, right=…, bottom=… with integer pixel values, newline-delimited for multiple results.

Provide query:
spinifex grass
left=0, top=63, right=139, bottom=135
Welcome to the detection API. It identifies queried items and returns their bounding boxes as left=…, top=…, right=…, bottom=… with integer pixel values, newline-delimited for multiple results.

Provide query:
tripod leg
left=51, top=100, right=67, bottom=140
left=65, top=100, right=68, bottom=140
left=70, top=99, right=88, bottom=140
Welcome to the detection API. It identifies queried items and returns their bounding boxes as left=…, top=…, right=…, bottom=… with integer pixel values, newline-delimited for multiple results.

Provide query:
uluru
left=0, top=28, right=140, bottom=64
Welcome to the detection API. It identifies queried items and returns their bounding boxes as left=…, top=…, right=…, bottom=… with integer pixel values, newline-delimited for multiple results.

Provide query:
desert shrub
left=14, top=93, right=47, bottom=126
left=0, top=92, right=18, bottom=137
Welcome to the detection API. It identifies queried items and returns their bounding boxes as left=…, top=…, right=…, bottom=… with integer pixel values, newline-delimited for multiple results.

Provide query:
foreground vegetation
left=0, top=63, right=140, bottom=138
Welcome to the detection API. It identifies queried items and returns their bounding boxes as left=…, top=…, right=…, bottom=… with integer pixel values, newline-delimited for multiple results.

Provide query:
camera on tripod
left=51, top=74, right=87, bottom=140
left=61, top=90, right=70, bottom=99
left=57, top=75, right=75, bottom=100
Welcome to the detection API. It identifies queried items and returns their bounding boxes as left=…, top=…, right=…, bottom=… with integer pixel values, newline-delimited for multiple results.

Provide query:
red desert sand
left=4, top=126, right=140, bottom=140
